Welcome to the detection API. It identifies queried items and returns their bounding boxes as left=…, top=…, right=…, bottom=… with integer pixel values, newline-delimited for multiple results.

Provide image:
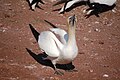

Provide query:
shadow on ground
left=26, top=48, right=75, bottom=71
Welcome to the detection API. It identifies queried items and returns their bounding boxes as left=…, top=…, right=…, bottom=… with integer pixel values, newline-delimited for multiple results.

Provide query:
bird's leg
left=54, top=70, right=64, bottom=75
left=52, top=62, right=64, bottom=75
left=54, top=65, right=64, bottom=75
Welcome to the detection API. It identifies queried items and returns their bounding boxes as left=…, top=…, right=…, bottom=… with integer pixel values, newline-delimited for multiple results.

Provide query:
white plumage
left=50, top=28, right=68, bottom=44
left=90, top=0, right=116, bottom=6
left=32, top=15, right=78, bottom=75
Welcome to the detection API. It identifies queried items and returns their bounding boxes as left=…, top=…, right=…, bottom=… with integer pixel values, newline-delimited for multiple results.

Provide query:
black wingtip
left=44, top=20, right=58, bottom=28
left=29, top=24, right=40, bottom=42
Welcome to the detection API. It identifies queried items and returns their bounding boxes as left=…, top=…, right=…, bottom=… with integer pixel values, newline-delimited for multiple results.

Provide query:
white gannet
left=30, top=15, right=78, bottom=75
left=54, top=0, right=116, bottom=13
left=27, top=0, right=44, bottom=11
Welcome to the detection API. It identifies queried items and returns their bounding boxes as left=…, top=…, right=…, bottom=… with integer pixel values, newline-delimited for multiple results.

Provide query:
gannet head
left=68, top=14, right=77, bottom=27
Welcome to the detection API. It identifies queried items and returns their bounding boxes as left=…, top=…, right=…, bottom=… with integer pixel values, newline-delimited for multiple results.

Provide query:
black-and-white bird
left=27, top=0, right=44, bottom=11
left=29, top=15, right=78, bottom=75
left=54, top=0, right=116, bottom=14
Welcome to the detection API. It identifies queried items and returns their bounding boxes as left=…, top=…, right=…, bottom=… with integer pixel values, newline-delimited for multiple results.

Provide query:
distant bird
left=53, top=0, right=116, bottom=14
left=27, top=0, right=44, bottom=11
left=29, top=15, right=78, bottom=75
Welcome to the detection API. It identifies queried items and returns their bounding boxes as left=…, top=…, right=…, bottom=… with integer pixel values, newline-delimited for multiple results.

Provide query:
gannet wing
left=38, top=31, right=63, bottom=57
left=59, top=0, right=84, bottom=13
left=63, top=0, right=81, bottom=10
left=50, top=28, right=68, bottom=44
left=90, top=0, right=116, bottom=6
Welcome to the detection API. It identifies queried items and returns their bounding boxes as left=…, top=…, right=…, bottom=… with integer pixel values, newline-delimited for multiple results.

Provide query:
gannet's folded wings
left=90, top=0, right=116, bottom=6
left=50, top=28, right=68, bottom=44
left=38, top=31, right=63, bottom=57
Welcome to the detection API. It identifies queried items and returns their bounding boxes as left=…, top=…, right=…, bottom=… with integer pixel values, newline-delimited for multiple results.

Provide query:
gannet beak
left=68, top=14, right=76, bottom=27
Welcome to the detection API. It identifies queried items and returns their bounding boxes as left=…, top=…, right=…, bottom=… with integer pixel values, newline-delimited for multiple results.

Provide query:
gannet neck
left=67, top=15, right=77, bottom=45
left=67, top=24, right=76, bottom=45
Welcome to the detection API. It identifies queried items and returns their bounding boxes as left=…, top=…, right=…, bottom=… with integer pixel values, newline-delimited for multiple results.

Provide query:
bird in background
left=29, top=15, right=78, bottom=75
left=53, top=0, right=116, bottom=14
left=27, top=0, right=44, bottom=11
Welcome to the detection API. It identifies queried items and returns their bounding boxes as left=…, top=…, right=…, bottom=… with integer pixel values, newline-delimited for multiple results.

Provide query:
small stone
left=0, top=59, right=4, bottom=62
left=41, top=66, right=47, bottom=69
left=94, top=28, right=100, bottom=32
left=103, top=74, right=109, bottom=77
left=83, top=37, right=89, bottom=41
left=88, top=69, right=93, bottom=72
left=83, top=9, right=86, bottom=13
left=2, top=29, right=6, bottom=32
left=45, top=12, right=48, bottom=14
left=112, top=9, right=116, bottom=13
left=5, top=3, right=11, bottom=6
left=95, top=21, right=99, bottom=24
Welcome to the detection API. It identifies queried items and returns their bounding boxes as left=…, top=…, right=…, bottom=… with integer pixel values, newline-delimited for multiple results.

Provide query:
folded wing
left=90, top=0, right=116, bottom=6
left=38, top=31, right=63, bottom=57
left=50, top=28, right=68, bottom=44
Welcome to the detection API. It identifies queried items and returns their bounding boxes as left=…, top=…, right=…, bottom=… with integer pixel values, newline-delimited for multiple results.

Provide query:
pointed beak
left=69, top=14, right=76, bottom=27
left=71, top=14, right=75, bottom=22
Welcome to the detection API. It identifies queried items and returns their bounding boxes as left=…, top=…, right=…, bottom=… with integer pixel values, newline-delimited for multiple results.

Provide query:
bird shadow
left=26, top=48, right=75, bottom=70
left=85, top=3, right=116, bottom=18
left=26, top=48, right=54, bottom=68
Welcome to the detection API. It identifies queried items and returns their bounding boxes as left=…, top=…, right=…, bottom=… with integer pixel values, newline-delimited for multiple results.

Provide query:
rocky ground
left=0, top=0, right=120, bottom=80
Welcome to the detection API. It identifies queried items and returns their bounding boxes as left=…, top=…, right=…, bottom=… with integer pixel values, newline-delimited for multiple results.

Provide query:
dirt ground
left=0, top=0, right=120, bottom=80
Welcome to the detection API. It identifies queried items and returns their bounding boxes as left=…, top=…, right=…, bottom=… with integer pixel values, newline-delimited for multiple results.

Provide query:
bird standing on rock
left=29, top=15, right=78, bottom=75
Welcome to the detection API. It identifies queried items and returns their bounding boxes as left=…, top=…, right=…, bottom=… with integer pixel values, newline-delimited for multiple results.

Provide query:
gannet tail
left=29, top=24, right=40, bottom=42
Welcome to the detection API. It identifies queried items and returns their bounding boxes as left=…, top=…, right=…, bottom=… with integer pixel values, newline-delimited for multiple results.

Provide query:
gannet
left=27, top=0, right=44, bottom=11
left=29, top=15, right=78, bottom=75
left=54, top=0, right=116, bottom=13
